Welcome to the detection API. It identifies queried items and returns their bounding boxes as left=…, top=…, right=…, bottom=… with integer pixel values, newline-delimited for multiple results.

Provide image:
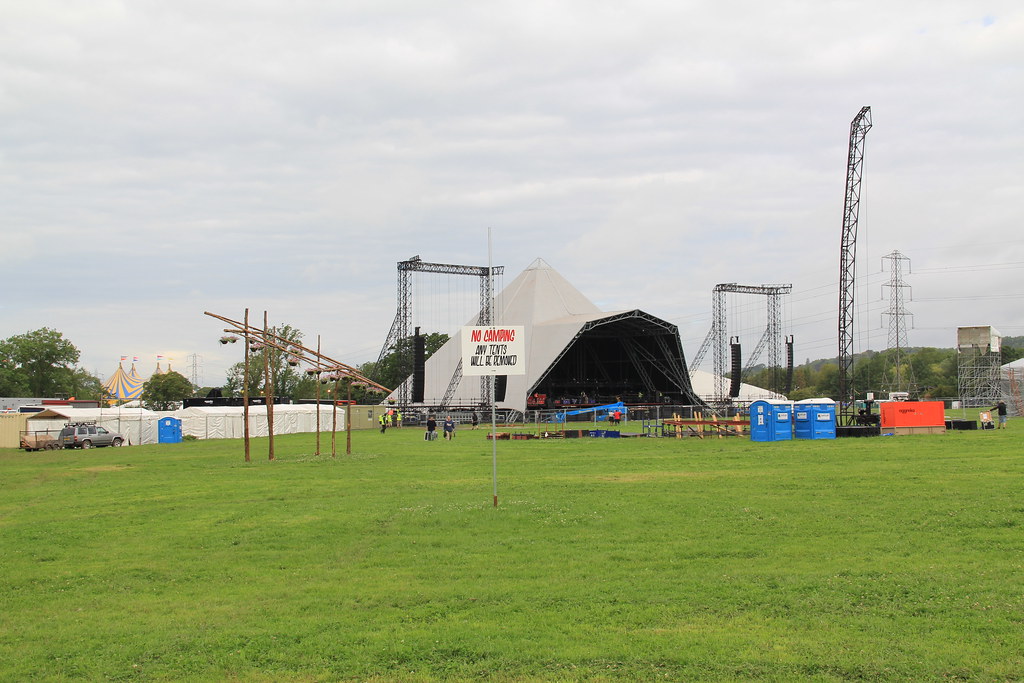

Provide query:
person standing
left=379, top=412, right=388, bottom=434
left=993, top=400, right=1008, bottom=429
left=471, top=412, right=479, bottom=430
left=443, top=415, right=456, bottom=441
left=425, top=415, right=437, bottom=441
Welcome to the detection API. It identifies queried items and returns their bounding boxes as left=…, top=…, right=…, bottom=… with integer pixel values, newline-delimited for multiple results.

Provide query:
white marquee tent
left=177, top=404, right=341, bottom=440
left=25, top=407, right=160, bottom=445
left=24, top=404, right=348, bottom=444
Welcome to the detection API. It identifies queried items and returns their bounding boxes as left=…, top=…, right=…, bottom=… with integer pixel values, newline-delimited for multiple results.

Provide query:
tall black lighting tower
left=837, top=106, right=872, bottom=425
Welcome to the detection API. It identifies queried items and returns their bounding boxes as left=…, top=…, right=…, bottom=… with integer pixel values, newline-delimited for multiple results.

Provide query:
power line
left=914, top=261, right=1024, bottom=274
left=915, top=294, right=1024, bottom=301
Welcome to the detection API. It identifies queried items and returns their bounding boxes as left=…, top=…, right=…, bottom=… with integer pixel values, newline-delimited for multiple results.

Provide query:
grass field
left=1, top=423, right=1022, bottom=681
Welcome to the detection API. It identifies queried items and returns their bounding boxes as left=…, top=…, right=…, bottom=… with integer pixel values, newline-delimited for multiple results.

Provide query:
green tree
left=224, top=324, right=306, bottom=398
left=67, top=368, right=105, bottom=401
left=0, top=328, right=81, bottom=396
left=367, top=332, right=449, bottom=392
left=1002, top=345, right=1024, bottom=366
left=0, top=353, right=30, bottom=396
left=142, top=371, right=195, bottom=410
left=910, top=348, right=957, bottom=398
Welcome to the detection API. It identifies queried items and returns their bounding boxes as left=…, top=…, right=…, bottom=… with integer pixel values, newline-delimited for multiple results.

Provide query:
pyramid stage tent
left=388, top=258, right=704, bottom=411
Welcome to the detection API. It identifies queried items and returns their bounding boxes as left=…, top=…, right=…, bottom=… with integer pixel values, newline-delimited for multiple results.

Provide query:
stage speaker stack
left=494, top=375, right=508, bottom=402
left=729, top=339, right=742, bottom=398
left=411, top=331, right=425, bottom=403
left=785, top=335, right=795, bottom=395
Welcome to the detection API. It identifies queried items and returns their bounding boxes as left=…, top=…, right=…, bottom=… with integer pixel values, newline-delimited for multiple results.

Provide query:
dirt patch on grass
left=78, top=465, right=132, bottom=473
left=594, top=471, right=706, bottom=483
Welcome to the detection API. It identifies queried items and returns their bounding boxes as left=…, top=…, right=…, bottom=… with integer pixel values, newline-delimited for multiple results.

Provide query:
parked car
left=59, top=422, right=125, bottom=449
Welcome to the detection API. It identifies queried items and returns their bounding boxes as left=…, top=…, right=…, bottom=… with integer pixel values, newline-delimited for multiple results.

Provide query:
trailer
left=19, top=430, right=62, bottom=451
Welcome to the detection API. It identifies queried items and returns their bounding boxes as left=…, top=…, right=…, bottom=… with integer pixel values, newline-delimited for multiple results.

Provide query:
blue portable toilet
left=750, top=400, right=793, bottom=442
left=794, top=398, right=836, bottom=440
left=158, top=417, right=183, bottom=444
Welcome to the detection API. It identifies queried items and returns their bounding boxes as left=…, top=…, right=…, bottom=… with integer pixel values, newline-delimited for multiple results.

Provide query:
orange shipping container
left=880, top=401, right=945, bottom=429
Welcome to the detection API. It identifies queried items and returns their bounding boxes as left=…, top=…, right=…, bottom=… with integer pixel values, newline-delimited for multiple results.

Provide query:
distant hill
left=1002, top=335, right=1024, bottom=349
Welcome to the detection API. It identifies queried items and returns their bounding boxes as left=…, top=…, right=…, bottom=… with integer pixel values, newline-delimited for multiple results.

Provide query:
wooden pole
left=315, top=335, right=321, bottom=456
left=346, top=380, right=352, bottom=456
left=264, top=311, right=275, bottom=461
left=243, top=308, right=251, bottom=463
left=331, top=378, right=338, bottom=458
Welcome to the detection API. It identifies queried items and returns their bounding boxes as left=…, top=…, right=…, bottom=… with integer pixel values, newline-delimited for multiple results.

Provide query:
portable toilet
left=794, top=398, right=836, bottom=440
left=158, top=417, right=183, bottom=444
left=750, top=400, right=793, bottom=442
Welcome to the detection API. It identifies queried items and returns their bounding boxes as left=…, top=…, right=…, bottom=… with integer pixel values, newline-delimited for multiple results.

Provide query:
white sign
left=461, top=326, right=526, bottom=376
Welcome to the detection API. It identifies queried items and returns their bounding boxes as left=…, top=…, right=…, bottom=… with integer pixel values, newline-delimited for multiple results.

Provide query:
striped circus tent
left=103, top=363, right=145, bottom=403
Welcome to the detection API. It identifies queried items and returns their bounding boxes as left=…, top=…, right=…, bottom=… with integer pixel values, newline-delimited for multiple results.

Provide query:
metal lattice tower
left=838, top=106, right=872, bottom=425
left=957, top=326, right=1002, bottom=408
left=376, top=256, right=503, bottom=407
left=881, top=250, right=915, bottom=393
left=186, top=353, right=203, bottom=389
left=691, top=283, right=792, bottom=403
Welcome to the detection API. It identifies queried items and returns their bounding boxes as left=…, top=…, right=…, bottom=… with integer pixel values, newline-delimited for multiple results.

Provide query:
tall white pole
left=489, top=227, right=498, bottom=508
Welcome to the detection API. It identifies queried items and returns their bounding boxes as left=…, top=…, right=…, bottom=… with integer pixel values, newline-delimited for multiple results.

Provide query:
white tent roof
left=391, top=258, right=701, bottom=410
left=687, top=369, right=786, bottom=402
left=26, top=407, right=159, bottom=421
left=176, top=404, right=333, bottom=416
left=25, top=406, right=160, bottom=445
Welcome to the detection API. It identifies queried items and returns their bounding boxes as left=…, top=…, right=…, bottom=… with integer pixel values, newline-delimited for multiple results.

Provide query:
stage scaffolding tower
left=376, top=256, right=503, bottom=408
left=691, top=283, right=792, bottom=404
left=957, top=326, right=1002, bottom=408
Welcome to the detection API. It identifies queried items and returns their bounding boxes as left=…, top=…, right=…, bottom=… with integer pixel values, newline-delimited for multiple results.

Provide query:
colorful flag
left=133, top=356, right=139, bottom=362
left=120, top=356, right=127, bottom=361
left=156, top=355, right=164, bottom=360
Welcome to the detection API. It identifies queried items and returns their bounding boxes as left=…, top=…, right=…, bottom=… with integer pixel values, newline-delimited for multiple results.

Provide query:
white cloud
left=2, top=0, right=1022, bottom=385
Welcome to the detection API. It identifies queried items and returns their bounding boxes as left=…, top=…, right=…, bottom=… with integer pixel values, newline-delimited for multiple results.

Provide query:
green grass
left=1, top=424, right=1022, bottom=681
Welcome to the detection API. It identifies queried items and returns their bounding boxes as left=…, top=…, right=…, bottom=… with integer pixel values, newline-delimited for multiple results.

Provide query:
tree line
left=743, top=339, right=1024, bottom=401
left=4, top=326, right=1019, bottom=409
left=0, top=325, right=447, bottom=410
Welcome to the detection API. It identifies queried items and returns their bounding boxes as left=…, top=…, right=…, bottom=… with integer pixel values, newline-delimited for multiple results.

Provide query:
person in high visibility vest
left=379, top=412, right=388, bottom=434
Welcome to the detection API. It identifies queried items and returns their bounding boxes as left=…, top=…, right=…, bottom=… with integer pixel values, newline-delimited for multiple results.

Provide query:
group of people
left=423, top=412, right=480, bottom=441
left=378, top=409, right=402, bottom=434
left=377, top=410, right=483, bottom=440
left=423, top=415, right=453, bottom=441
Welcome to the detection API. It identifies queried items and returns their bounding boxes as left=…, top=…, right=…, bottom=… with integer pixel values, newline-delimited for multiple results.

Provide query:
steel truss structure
left=376, top=256, right=503, bottom=408
left=957, top=326, right=1002, bottom=408
left=837, top=106, right=872, bottom=424
left=881, top=250, right=916, bottom=393
left=691, top=283, right=792, bottom=403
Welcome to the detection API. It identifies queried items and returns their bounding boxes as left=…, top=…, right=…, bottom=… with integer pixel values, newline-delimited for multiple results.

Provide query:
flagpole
left=489, top=227, right=498, bottom=508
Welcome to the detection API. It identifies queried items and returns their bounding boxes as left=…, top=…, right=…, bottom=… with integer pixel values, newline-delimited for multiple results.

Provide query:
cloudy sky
left=2, top=0, right=1021, bottom=387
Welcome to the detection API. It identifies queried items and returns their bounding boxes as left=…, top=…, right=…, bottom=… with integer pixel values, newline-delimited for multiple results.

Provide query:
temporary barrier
left=750, top=400, right=793, bottom=442
left=794, top=398, right=837, bottom=440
